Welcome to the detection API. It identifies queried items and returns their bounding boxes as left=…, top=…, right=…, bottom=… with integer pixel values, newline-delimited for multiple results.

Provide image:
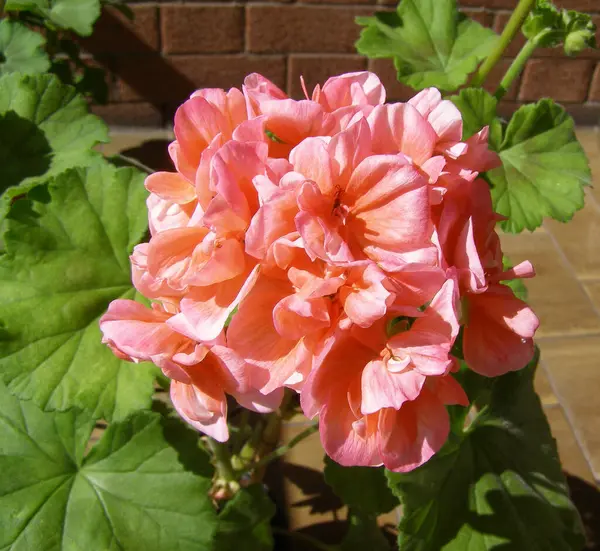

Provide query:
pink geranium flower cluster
left=100, top=72, right=539, bottom=472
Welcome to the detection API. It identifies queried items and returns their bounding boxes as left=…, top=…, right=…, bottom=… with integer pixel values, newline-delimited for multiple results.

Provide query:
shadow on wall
left=81, top=9, right=199, bottom=125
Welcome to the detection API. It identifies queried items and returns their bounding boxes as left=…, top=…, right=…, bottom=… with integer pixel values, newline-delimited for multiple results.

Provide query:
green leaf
left=0, top=72, right=109, bottom=199
left=486, top=99, right=591, bottom=233
left=5, top=0, right=102, bottom=36
left=0, top=19, right=50, bottom=76
left=356, top=0, right=499, bottom=92
left=449, top=88, right=501, bottom=147
left=324, top=456, right=397, bottom=515
left=341, top=509, right=391, bottom=551
left=523, top=0, right=597, bottom=54
left=0, top=380, right=218, bottom=550
left=0, top=161, right=157, bottom=422
left=386, top=356, right=585, bottom=550
left=215, top=485, right=276, bottom=551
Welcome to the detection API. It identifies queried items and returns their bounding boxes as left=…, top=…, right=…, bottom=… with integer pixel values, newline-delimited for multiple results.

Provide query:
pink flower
left=100, top=300, right=280, bottom=441
left=434, top=177, right=538, bottom=375
left=300, top=278, right=467, bottom=471
left=99, top=72, right=538, bottom=470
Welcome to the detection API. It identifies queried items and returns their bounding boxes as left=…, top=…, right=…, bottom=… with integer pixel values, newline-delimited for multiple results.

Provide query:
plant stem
left=113, top=153, right=154, bottom=174
left=494, top=39, right=537, bottom=100
left=239, top=424, right=318, bottom=475
left=206, top=438, right=237, bottom=482
left=471, top=0, right=536, bottom=87
left=272, top=527, right=338, bottom=551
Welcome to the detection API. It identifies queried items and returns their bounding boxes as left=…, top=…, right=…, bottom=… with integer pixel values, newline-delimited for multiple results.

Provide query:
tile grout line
left=536, top=221, right=600, bottom=480
left=538, top=355, right=600, bottom=482
left=543, top=222, right=600, bottom=324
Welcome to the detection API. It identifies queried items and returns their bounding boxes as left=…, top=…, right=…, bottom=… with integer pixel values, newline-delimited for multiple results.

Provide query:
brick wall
left=85, top=0, right=600, bottom=127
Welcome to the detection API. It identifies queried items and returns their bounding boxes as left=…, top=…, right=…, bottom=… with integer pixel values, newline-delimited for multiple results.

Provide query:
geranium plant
left=0, top=0, right=595, bottom=549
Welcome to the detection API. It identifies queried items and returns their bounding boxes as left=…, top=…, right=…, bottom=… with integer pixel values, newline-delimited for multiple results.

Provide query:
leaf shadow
left=0, top=110, right=52, bottom=193
left=151, top=399, right=214, bottom=479
left=120, top=140, right=174, bottom=172
left=280, top=462, right=344, bottom=516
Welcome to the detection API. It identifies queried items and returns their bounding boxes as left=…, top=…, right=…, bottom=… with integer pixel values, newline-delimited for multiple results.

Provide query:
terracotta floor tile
left=575, top=128, right=600, bottom=160
left=545, top=406, right=596, bottom=485
left=280, top=426, right=346, bottom=531
left=546, top=203, right=600, bottom=281
left=585, top=281, right=600, bottom=311
left=540, top=336, right=600, bottom=481
left=280, top=425, right=399, bottom=537
left=535, top=365, right=559, bottom=407
left=500, top=232, right=600, bottom=337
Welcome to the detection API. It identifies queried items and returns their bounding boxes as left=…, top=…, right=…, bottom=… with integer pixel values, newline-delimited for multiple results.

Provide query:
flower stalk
left=207, top=437, right=238, bottom=484
left=471, top=0, right=537, bottom=87
left=495, top=39, right=537, bottom=100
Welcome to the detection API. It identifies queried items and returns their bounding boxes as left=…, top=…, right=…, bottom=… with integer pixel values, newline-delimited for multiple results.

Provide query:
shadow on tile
left=566, top=474, right=600, bottom=551
left=121, top=139, right=174, bottom=172
left=265, top=459, right=395, bottom=550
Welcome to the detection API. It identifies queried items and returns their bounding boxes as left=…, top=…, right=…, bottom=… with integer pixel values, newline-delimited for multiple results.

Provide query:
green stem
left=113, top=153, right=154, bottom=174
left=272, top=527, right=338, bottom=551
left=237, top=416, right=264, bottom=467
left=207, top=438, right=237, bottom=482
left=239, top=424, right=318, bottom=475
left=494, top=39, right=537, bottom=100
left=471, top=0, right=536, bottom=87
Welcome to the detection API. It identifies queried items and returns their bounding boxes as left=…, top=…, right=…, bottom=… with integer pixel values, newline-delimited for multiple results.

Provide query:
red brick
left=302, top=0, right=375, bottom=4
left=519, top=58, right=595, bottom=102
left=486, top=0, right=600, bottom=10
left=461, top=8, right=494, bottom=27
left=116, top=54, right=286, bottom=103
left=288, top=55, right=367, bottom=98
left=247, top=6, right=375, bottom=54
left=590, top=63, right=600, bottom=102
left=91, top=102, right=162, bottom=127
left=493, top=12, right=526, bottom=57
left=496, top=100, right=523, bottom=120
left=457, top=0, right=497, bottom=6
left=483, top=57, right=521, bottom=100
left=554, top=0, right=600, bottom=10
left=80, top=5, right=158, bottom=55
left=161, top=5, right=244, bottom=54
left=563, top=103, right=600, bottom=125
left=367, top=58, right=416, bottom=102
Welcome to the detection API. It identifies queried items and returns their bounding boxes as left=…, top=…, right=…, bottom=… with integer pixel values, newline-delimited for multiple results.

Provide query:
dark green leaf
left=0, top=72, right=109, bottom=197
left=386, top=354, right=585, bottom=550
left=0, top=380, right=218, bottom=550
left=0, top=19, right=50, bottom=76
left=0, top=161, right=157, bottom=422
left=449, top=88, right=501, bottom=147
left=341, top=509, right=391, bottom=551
left=356, top=0, right=498, bottom=92
left=75, top=65, right=109, bottom=104
left=5, top=0, right=102, bottom=36
left=50, top=58, right=75, bottom=85
left=215, top=485, right=276, bottom=551
left=487, top=99, right=591, bottom=233
left=324, top=456, right=398, bottom=515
